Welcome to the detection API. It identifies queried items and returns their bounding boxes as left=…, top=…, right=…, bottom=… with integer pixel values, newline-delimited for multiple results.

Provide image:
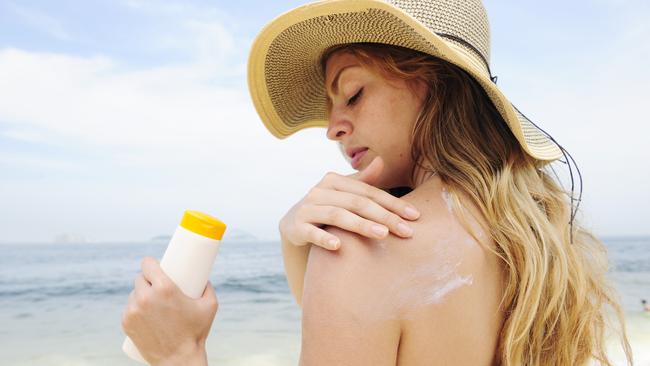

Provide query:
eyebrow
left=326, top=65, right=357, bottom=100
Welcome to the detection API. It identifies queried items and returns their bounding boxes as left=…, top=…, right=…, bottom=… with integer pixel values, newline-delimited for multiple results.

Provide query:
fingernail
left=371, top=225, right=388, bottom=237
left=328, top=238, right=340, bottom=249
left=397, top=222, right=414, bottom=237
left=405, top=206, right=420, bottom=219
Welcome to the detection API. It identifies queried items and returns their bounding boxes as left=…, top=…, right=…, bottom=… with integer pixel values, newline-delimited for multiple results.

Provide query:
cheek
left=381, top=136, right=413, bottom=177
left=363, top=88, right=415, bottom=167
left=387, top=107, right=416, bottom=157
left=391, top=141, right=413, bottom=167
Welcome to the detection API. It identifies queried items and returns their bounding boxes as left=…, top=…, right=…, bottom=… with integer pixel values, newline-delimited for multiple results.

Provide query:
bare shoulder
left=300, top=222, right=403, bottom=365
left=301, top=177, right=505, bottom=365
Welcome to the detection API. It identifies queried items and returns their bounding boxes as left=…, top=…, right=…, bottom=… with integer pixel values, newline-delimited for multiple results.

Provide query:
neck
left=412, top=164, right=438, bottom=189
left=387, top=167, right=439, bottom=197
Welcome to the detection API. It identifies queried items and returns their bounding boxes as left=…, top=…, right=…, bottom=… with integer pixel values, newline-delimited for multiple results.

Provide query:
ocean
left=0, top=237, right=648, bottom=365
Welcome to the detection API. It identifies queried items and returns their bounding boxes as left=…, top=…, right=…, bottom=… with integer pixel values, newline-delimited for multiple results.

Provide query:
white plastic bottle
left=122, top=210, right=227, bottom=364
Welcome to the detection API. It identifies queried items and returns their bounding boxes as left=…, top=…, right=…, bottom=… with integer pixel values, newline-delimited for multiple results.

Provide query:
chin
left=377, top=166, right=412, bottom=190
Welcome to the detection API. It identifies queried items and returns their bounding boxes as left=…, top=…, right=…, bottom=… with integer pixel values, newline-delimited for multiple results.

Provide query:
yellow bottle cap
left=180, top=210, right=227, bottom=240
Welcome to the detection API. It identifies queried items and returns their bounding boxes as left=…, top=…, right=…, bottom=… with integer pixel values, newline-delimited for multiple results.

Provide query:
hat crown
left=387, top=0, right=491, bottom=68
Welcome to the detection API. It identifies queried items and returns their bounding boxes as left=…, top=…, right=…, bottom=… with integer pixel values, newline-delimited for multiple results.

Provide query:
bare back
left=392, top=177, right=505, bottom=365
left=303, top=175, right=505, bottom=365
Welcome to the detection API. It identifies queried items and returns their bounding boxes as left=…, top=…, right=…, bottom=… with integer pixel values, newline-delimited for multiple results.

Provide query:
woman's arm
left=155, top=347, right=208, bottom=366
left=299, top=226, right=402, bottom=366
left=281, top=233, right=311, bottom=307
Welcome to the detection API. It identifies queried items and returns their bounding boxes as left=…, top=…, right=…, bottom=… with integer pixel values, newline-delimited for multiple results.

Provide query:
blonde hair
left=320, top=43, right=633, bottom=366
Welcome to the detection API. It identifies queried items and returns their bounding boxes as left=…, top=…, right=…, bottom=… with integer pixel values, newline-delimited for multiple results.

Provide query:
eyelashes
left=347, top=88, right=363, bottom=106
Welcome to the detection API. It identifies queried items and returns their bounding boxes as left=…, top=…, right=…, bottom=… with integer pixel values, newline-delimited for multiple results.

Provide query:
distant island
left=223, top=229, right=258, bottom=242
left=53, top=233, right=87, bottom=244
left=150, top=228, right=258, bottom=242
left=150, top=235, right=172, bottom=242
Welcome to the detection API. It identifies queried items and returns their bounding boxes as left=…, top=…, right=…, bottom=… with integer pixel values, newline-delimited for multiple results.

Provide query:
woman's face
left=324, top=51, right=427, bottom=189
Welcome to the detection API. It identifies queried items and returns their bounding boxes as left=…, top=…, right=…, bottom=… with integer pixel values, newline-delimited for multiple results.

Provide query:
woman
left=122, top=1, right=633, bottom=365
left=249, top=1, right=633, bottom=365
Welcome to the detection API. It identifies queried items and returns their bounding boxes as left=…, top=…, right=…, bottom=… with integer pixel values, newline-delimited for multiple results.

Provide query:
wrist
left=154, top=343, right=207, bottom=366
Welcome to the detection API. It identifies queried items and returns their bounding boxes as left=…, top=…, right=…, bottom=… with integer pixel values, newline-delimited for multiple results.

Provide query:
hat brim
left=247, top=0, right=563, bottom=161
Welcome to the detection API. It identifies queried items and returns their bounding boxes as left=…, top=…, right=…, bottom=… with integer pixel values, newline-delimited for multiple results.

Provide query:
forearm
left=281, top=234, right=311, bottom=308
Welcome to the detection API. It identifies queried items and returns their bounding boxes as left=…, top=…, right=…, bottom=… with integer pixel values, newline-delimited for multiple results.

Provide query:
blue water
left=0, top=237, right=648, bottom=365
left=0, top=240, right=289, bottom=301
left=603, top=237, right=650, bottom=312
left=0, top=240, right=301, bottom=365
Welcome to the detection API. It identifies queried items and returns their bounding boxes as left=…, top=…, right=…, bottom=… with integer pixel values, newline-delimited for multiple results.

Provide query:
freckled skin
left=324, top=52, right=429, bottom=189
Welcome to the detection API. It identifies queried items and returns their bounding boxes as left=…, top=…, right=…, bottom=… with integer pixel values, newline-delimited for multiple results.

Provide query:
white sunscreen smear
left=365, top=235, right=476, bottom=322
left=424, top=272, right=474, bottom=304
left=359, top=188, right=488, bottom=323
left=443, top=186, right=485, bottom=242
left=441, top=186, right=454, bottom=213
left=388, top=259, right=474, bottom=320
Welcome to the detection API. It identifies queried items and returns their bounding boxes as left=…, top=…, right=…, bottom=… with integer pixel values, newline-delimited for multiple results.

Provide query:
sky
left=0, top=0, right=648, bottom=243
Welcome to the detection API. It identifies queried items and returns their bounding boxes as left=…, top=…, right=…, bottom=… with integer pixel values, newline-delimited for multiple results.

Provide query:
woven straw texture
left=248, top=0, right=563, bottom=161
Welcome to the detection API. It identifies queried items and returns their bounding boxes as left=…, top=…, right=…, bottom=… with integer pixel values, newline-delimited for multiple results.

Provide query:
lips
left=351, top=148, right=368, bottom=159
left=346, top=146, right=369, bottom=159
left=350, top=148, right=369, bottom=169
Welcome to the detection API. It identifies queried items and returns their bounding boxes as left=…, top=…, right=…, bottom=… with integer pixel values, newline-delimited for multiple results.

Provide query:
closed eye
left=347, top=88, right=363, bottom=106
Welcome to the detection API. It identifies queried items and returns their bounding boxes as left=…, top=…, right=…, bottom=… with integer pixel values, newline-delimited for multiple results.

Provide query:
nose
left=326, top=114, right=353, bottom=141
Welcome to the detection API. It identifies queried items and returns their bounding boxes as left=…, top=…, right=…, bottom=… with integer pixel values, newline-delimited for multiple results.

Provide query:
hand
left=279, top=155, right=421, bottom=251
left=121, top=257, right=218, bottom=366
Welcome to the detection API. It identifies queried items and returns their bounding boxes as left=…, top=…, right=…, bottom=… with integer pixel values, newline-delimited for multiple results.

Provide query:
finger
left=199, top=281, right=219, bottom=313
left=301, top=223, right=342, bottom=250
left=134, top=273, right=151, bottom=293
left=140, top=256, right=169, bottom=289
left=320, top=174, right=420, bottom=221
left=310, top=189, right=414, bottom=238
left=304, top=205, right=391, bottom=240
left=352, top=156, right=420, bottom=220
left=201, top=280, right=215, bottom=299
left=201, top=280, right=218, bottom=305
left=127, top=289, right=136, bottom=305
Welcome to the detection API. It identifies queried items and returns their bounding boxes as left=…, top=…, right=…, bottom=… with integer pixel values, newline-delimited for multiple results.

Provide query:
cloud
left=0, top=1, right=351, bottom=243
left=0, top=17, right=346, bottom=241
left=0, top=151, right=79, bottom=171
left=0, top=47, right=251, bottom=158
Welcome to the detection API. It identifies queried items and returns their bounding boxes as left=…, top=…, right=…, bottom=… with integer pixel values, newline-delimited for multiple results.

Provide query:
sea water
left=0, top=238, right=648, bottom=365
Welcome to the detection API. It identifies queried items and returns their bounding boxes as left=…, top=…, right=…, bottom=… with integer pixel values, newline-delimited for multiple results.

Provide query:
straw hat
left=247, top=0, right=564, bottom=162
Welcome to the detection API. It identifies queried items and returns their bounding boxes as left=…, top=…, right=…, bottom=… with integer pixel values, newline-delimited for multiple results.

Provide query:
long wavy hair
left=319, top=43, right=633, bottom=366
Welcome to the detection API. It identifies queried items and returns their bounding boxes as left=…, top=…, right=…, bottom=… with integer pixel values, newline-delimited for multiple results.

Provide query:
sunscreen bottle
left=122, top=210, right=227, bottom=364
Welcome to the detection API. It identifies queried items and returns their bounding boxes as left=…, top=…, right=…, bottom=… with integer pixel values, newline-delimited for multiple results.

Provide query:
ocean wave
left=0, top=274, right=290, bottom=301
left=217, top=274, right=289, bottom=294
